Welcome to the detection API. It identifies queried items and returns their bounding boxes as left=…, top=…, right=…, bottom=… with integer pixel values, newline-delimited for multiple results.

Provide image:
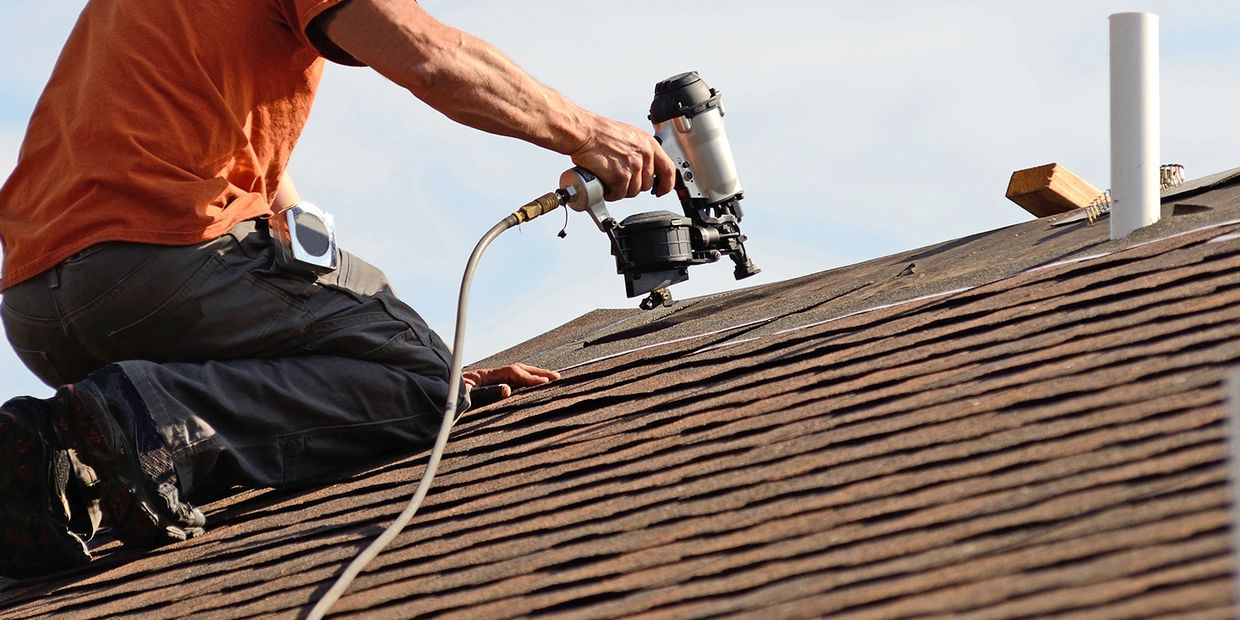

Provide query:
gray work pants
left=0, top=220, right=462, bottom=496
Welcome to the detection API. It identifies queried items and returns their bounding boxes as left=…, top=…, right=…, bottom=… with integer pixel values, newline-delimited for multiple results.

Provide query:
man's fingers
left=640, top=149, right=655, bottom=193
left=469, top=363, right=561, bottom=390
left=512, top=363, right=560, bottom=380
left=501, top=365, right=554, bottom=387
left=625, top=164, right=643, bottom=199
left=602, top=168, right=627, bottom=202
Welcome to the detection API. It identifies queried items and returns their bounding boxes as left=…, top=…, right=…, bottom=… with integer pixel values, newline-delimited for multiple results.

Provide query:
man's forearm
left=319, top=0, right=593, bottom=155
left=317, top=0, right=675, bottom=201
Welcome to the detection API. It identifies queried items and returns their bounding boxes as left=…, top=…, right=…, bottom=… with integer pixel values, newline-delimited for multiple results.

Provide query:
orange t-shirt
left=0, top=0, right=353, bottom=289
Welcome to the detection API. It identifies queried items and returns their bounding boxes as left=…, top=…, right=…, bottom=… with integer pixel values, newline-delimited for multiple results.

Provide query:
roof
left=3, top=169, right=1240, bottom=618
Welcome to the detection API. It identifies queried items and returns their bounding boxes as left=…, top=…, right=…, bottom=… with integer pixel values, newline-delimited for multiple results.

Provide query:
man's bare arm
left=273, top=170, right=301, bottom=212
left=316, top=0, right=674, bottom=201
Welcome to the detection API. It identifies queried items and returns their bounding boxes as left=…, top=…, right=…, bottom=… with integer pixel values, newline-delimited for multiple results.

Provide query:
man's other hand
left=463, top=363, right=561, bottom=401
left=571, top=116, right=676, bottom=202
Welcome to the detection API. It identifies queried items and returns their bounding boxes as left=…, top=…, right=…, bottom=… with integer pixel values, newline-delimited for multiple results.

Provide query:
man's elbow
left=316, top=0, right=457, bottom=97
left=399, top=57, right=444, bottom=100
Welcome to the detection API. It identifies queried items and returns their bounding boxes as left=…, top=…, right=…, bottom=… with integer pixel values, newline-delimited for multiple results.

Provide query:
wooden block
left=1005, top=163, right=1103, bottom=218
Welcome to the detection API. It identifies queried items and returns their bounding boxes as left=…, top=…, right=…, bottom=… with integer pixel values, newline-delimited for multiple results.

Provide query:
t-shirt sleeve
left=276, top=0, right=366, bottom=66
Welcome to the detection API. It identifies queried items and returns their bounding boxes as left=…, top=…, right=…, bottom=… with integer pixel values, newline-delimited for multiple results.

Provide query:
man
left=0, top=0, right=677, bottom=578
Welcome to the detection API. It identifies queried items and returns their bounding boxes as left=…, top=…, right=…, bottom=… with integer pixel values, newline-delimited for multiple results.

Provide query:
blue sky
left=1, top=1, right=1239, bottom=398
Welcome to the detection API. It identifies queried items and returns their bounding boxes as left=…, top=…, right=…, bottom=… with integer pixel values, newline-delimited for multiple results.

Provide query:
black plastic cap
left=656, top=71, right=702, bottom=93
left=649, top=71, right=720, bottom=123
left=619, top=210, right=691, bottom=231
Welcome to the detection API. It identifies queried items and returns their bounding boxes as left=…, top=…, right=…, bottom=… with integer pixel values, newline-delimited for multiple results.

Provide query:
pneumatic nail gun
left=560, top=71, right=760, bottom=310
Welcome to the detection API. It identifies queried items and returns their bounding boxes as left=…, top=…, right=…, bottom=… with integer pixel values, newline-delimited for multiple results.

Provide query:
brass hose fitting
left=511, top=191, right=564, bottom=224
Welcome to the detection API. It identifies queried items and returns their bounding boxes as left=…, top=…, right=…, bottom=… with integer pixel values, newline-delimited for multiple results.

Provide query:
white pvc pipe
left=1109, top=12, right=1161, bottom=240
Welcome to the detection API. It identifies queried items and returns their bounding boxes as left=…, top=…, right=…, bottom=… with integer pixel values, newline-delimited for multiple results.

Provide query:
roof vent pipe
left=1109, top=12, right=1160, bottom=240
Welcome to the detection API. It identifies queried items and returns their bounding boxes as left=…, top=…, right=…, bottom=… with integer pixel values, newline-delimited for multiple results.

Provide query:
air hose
left=308, top=190, right=565, bottom=619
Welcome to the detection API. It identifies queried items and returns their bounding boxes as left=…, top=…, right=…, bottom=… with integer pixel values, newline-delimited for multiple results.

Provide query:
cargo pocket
left=225, top=222, right=321, bottom=301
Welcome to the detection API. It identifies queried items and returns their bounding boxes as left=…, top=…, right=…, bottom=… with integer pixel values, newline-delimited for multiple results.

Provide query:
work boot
left=50, top=367, right=205, bottom=547
left=0, top=397, right=91, bottom=578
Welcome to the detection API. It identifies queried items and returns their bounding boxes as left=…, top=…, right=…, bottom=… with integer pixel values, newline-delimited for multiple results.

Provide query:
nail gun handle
left=559, top=167, right=613, bottom=234
left=559, top=167, right=606, bottom=213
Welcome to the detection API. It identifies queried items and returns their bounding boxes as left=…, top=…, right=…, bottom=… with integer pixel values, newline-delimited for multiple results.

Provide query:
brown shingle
left=3, top=172, right=1240, bottom=618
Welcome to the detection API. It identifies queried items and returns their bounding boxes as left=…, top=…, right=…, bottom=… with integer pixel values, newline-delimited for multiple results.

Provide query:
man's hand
left=572, top=116, right=676, bottom=202
left=463, top=363, right=560, bottom=401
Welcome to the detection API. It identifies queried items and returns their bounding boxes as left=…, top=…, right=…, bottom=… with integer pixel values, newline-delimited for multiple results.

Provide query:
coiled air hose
left=308, top=190, right=565, bottom=619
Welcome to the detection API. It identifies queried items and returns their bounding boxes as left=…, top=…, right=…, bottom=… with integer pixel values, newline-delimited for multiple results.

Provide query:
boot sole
left=51, top=385, right=204, bottom=547
left=0, top=403, right=90, bottom=579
